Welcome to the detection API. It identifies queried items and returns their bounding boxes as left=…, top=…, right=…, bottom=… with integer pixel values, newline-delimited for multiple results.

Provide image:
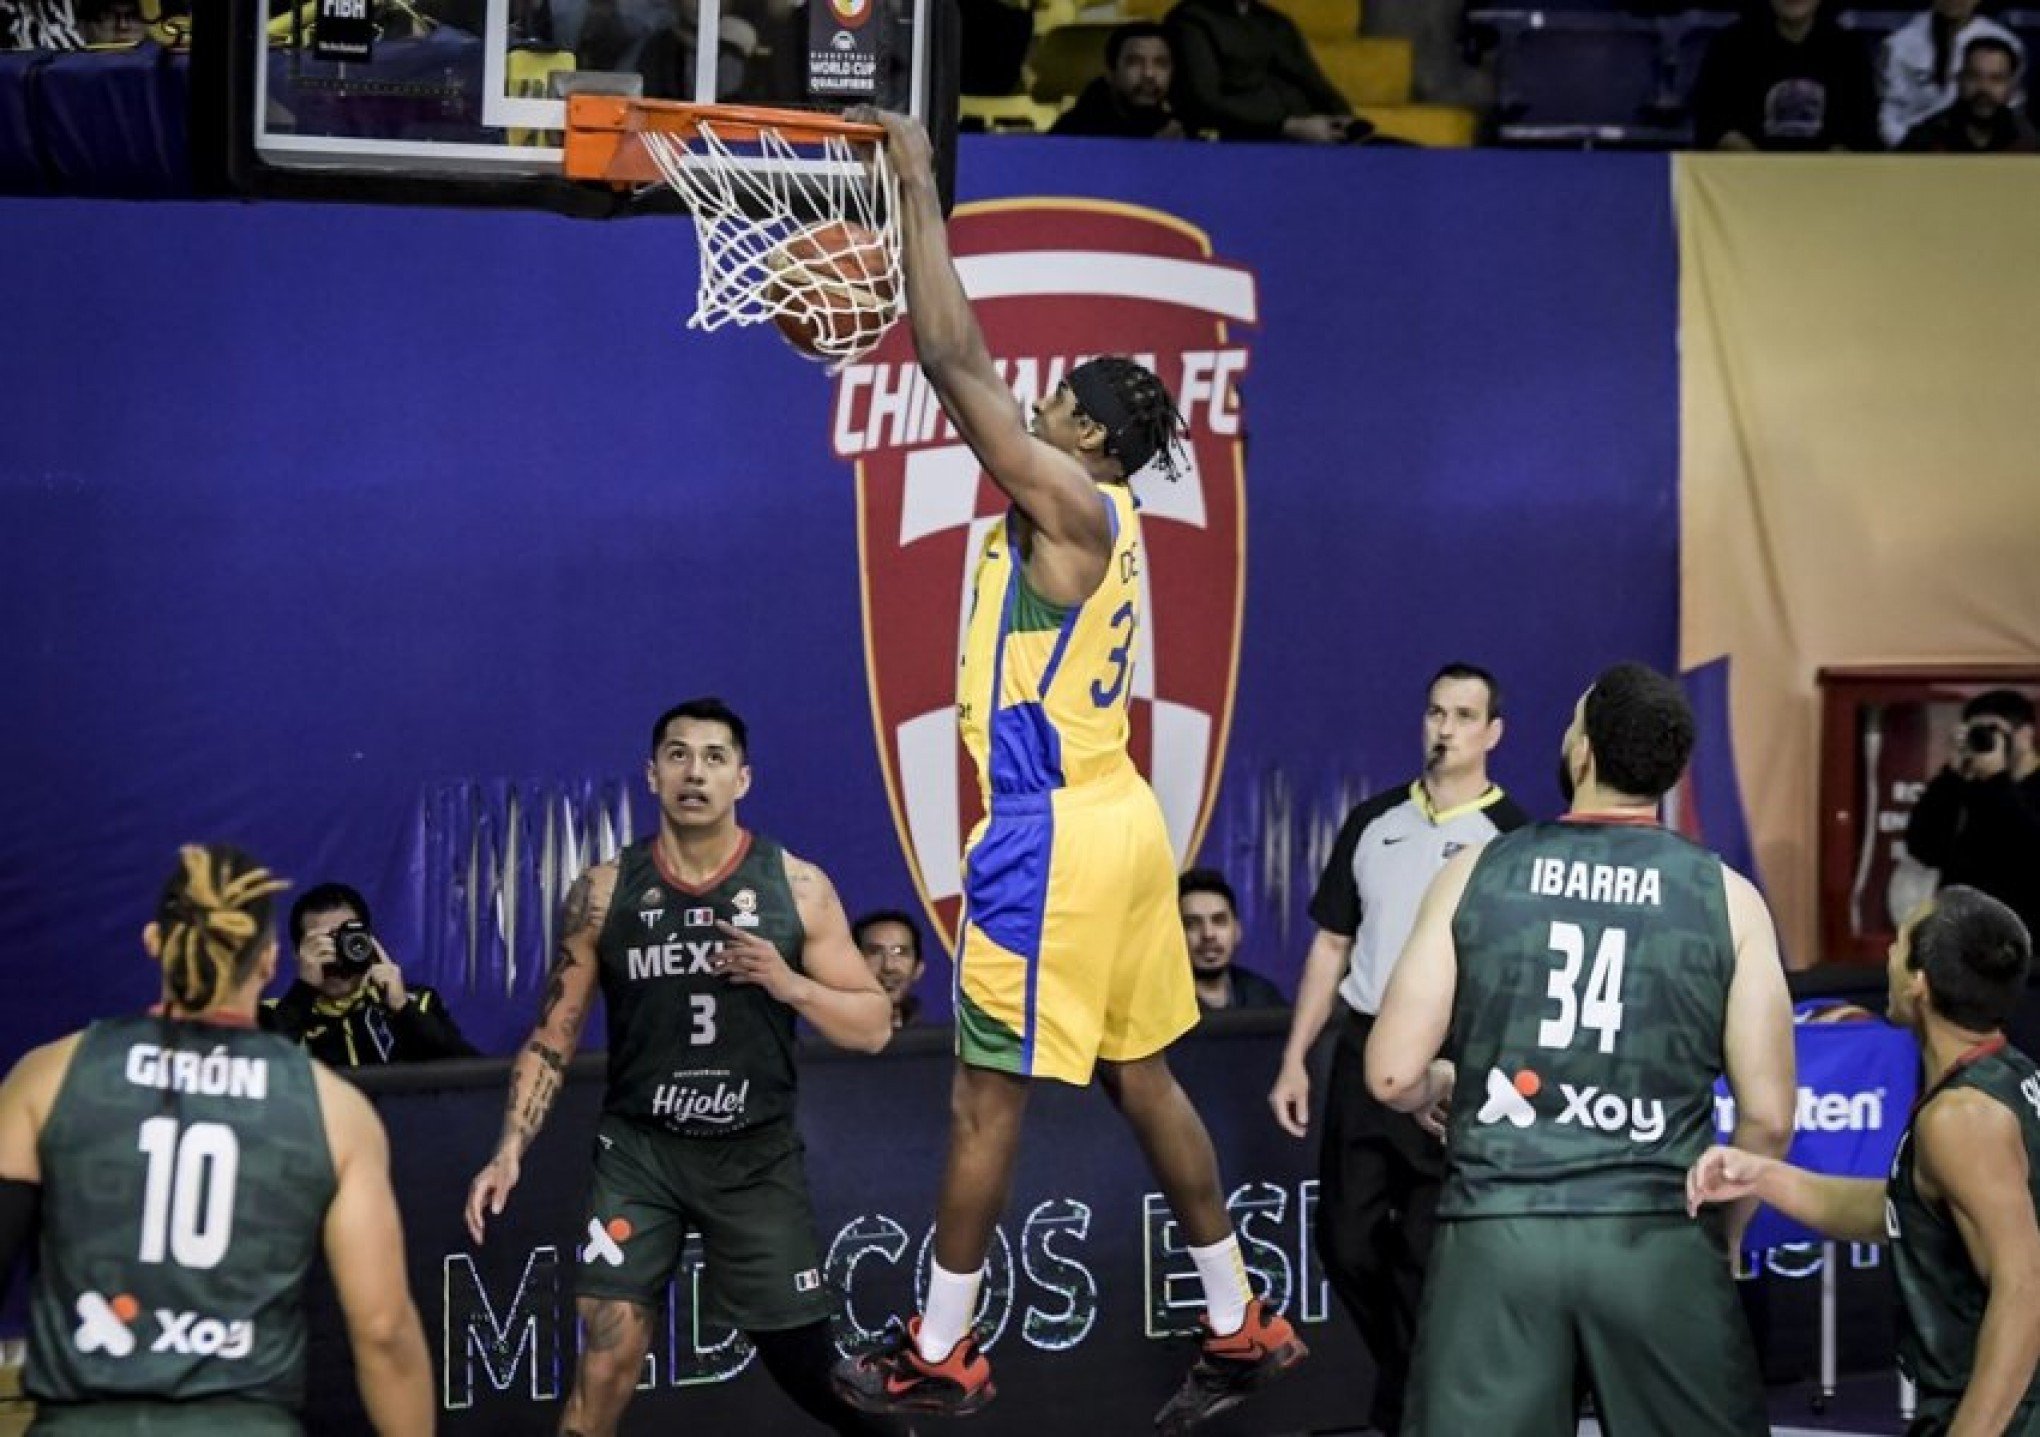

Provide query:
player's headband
left=1067, top=362, right=1159, bottom=478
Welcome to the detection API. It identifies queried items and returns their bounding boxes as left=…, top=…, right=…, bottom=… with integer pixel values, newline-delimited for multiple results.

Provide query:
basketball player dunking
left=0, top=844, right=434, bottom=1436
left=832, top=111, right=1307, bottom=1434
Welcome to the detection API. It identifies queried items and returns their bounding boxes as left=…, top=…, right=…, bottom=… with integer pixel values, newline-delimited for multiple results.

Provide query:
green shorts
left=1405, top=1213, right=1767, bottom=1437
left=28, top=1398, right=302, bottom=1435
left=574, top=1113, right=835, bottom=1333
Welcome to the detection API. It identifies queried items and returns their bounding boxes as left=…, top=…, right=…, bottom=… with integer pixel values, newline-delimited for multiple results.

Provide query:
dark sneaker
left=832, top=1315, right=997, bottom=1417
left=1153, top=1298, right=1309, bottom=1434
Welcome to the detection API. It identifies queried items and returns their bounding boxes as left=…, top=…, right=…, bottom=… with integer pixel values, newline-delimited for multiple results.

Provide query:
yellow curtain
left=1678, top=155, right=2040, bottom=967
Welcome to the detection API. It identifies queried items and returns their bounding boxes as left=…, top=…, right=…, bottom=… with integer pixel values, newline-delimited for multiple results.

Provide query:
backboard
left=230, top=0, right=955, bottom=211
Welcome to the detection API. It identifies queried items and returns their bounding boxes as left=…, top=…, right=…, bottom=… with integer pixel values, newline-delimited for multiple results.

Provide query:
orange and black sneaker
left=1153, top=1297, right=1309, bottom=1434
left=832, top=1315, right=997, bottom=1417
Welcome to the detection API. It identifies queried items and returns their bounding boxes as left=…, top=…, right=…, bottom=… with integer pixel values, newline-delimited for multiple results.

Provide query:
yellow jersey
left=958, top=483, right=1143, bottom=800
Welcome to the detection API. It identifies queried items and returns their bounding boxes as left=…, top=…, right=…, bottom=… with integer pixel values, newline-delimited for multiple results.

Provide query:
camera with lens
left=325, top=919, right=379, bottom=977
left=1964, top=722, right=2008, bottom=756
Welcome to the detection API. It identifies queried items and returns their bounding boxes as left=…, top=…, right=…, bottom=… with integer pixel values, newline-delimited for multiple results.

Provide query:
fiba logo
left=828, top=0, right=871, bottom=27
left=837, top=201, right=1257, bottom=951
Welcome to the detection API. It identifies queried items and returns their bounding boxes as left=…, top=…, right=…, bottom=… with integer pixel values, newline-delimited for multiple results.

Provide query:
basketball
left=763, top=220, right=899, bottom=359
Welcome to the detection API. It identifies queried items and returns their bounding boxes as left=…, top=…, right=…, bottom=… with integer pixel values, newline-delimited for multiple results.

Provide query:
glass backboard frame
left=232, top=0, right=956, bottom=210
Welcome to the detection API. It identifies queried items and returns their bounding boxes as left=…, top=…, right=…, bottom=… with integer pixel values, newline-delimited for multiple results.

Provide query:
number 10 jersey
left=26, top=1015, right=336, bottom=1409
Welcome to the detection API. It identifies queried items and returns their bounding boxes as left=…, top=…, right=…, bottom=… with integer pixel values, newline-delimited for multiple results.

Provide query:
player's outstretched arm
left=464, top=863, right=608, bottom=1244
left=715, top=852, right=891, bottom=1053
left=1366, top=847, right=1477, bottom=1113
left=1685, top=1145, right=1888, bottom=1243
left=858, top=109, right=1112, bottom=565
left=1920, top=1090, right=2040, bottom=1437
left=317, top=1069, right=434, bottom=1437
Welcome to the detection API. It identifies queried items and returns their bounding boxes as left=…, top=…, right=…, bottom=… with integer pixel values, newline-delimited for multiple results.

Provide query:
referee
left=1269, top=662, right=1527, bottom=1435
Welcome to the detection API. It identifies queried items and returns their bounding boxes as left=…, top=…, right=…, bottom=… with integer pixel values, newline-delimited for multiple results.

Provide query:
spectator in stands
left=77, top=0, right=144, bottom=46
left=1179, top=869, right=1286, bottom=1013
left=1052, top=22, right=1187, bottom=137
left=263, top=882, right=478, bottom=1066
left=854, top=909, right=929, bottom=1028
left=1164, top=0, right=1373, bottom=142
left=1899, top=35, right=2038, bottom=148
left=1691, top=0, right=1879, bottom=151
left=1879, top=0, right=2022, bottom=147
left=1906, top=690, right=2040, bottom=945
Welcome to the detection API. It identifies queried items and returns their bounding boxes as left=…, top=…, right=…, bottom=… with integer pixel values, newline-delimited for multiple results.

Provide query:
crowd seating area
left=962, top=0, right=1480, bottom=147
left=1472, top=2, right=2040, bottom=145
left=963, top=0, right=2040, bottom=146
left=2, top=0, right=2038, bottom=183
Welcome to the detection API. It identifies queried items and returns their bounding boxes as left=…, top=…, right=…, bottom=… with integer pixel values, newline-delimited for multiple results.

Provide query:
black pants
left=1317, top=1005, right=1442, bottom=1433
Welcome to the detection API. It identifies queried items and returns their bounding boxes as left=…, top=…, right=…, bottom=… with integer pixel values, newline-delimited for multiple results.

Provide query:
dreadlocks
left=1066, top=356, right=1189, bottom=482
left=153, top=844, right=290, bottom=1015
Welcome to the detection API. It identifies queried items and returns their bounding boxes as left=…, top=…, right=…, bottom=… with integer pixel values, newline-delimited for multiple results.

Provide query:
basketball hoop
left=565, top=96, right=902, bottom=370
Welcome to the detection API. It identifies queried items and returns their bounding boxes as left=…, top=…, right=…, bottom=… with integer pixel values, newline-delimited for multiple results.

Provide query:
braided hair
left=152, top=844, right=290, bottom=1015
left=1066, top=356, right=1189, bottom=482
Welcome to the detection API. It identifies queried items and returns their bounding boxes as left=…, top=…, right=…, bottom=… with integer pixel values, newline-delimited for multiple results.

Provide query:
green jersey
left=25, top=1015, right=336, bottom=1410
left=597, top=833, right=807, bottom=1136
left=1441, top=818, right=1736, bottom=1219
left=1888, top=1042, right=2040, bottom=1414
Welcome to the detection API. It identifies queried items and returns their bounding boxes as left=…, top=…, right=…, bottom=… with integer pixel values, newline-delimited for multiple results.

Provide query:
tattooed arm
left=463, top=862, right=612, bottom=1244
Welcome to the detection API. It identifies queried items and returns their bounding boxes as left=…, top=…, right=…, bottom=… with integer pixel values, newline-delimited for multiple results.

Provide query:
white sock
left=1188, top=1235, right=1252, bottom=1336
left=918, top=1260, right=983, bottom=1363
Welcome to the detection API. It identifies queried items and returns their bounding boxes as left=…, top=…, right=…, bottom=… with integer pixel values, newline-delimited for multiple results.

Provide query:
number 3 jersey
left=26, top=1016, right=336, bottom=1407
left=959, top=484, right=1144, bottom=801
left=597, top=833, right=806, bottom=1138
left=1440, top=818, right=1736, bottom=1220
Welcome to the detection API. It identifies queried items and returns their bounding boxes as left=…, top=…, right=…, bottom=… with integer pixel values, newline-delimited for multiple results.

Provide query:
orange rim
left=564, top=95, right=884, bottom=185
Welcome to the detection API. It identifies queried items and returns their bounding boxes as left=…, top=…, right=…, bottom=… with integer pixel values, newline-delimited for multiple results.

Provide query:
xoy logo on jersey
left=73, top=1291, right=253, bottom=1360
left=73, top=1292, right=139, bottom=1357
left=1476, top=1067, right=1668, bottom=1143
left=1477, top=1067, right=1539, bottom=1128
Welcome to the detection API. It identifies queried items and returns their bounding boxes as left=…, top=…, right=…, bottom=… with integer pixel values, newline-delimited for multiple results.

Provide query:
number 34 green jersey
left=1441, top=818, right=1737, bottom=1220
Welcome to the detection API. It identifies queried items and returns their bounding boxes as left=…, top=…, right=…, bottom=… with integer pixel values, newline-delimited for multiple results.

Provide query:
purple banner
left=0, top=143, right=1677, bottom=1059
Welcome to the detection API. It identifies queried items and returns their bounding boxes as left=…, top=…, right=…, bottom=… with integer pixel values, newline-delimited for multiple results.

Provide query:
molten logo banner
left=836, top=200, right=1257, bottom=949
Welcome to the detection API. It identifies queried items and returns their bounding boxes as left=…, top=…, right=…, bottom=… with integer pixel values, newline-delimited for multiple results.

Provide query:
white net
left=642, top=120, right=903, bottom=370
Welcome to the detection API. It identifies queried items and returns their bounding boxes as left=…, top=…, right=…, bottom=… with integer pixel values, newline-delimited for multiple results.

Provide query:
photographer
left=1906, top=689, right=2040, bottom=944
left=262, top=882, right=478, bottom=1065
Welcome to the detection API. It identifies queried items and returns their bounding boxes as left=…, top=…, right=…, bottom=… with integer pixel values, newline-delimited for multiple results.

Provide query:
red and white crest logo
left=834, top=200, right=1255, bottom=951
